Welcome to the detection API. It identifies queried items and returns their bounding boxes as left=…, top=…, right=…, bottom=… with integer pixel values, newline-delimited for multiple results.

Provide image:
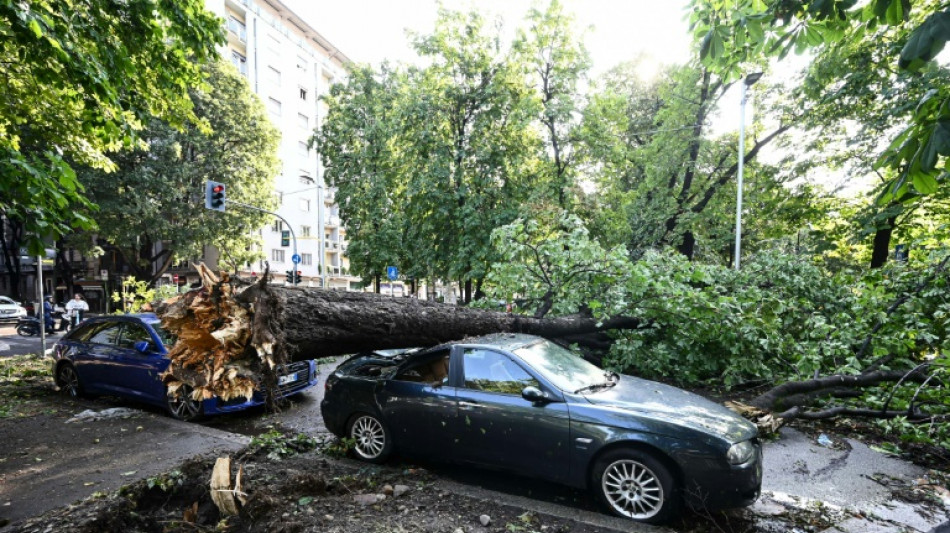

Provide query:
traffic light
left=285, top=270, right=295, bottom=284
left=295, top=271, right=302, bottom=284
left=281, top=230, right=290, bottom=247
left=205, top=181, right=226, bottom=211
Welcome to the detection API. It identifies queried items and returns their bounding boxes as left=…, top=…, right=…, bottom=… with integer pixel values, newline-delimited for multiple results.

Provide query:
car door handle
left=459, top=401, right=481, bottom=410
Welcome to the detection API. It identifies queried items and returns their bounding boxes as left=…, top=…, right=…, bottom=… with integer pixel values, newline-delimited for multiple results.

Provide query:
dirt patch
left=7, top=441, right=617, bottom=533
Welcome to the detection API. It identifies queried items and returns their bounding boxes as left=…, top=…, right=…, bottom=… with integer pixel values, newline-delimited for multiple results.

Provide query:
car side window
left=394, top=349, right=451, bottom=384
left=69, top=322, right=107, bottom=342
left=87, top=324, right=123, bottom=346
left=462, top=349, right=539, bottom=395
left=118, top=323, right=153, bottom=350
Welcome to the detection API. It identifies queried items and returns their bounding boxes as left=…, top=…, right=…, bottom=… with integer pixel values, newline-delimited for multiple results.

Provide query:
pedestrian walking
left=65, top=293, right=89, bottom=330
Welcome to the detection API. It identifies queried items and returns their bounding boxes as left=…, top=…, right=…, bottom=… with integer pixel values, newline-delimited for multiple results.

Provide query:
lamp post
left=734, top=72, right=763, bottom=270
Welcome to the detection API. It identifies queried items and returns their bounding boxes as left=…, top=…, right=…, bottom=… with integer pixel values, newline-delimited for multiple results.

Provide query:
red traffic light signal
left=204, top=181, right=226, bottom=211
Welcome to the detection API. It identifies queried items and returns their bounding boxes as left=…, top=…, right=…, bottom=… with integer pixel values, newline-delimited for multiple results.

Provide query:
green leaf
left=28, top=18, right=42, bottom=38
left=911, top=171, right=939, bottom=194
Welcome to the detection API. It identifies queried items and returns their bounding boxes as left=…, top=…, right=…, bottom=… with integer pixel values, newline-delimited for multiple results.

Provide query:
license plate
left=278, top=372, right=298, bottom=386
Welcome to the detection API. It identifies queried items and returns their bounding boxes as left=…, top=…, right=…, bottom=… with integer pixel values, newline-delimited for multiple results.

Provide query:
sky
left=284, top=0, right=694, bottom=77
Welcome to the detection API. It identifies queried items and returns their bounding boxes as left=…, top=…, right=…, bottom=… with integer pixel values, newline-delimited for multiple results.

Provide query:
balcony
left=324, top=190, right=335, bottom=203
left=324, top=215, right=340, bottom=228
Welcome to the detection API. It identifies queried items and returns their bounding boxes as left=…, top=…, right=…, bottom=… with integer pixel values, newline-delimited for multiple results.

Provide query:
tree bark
left=237, top=285, right=638, bottom=360
left=869, top=216, right=896, bottom=269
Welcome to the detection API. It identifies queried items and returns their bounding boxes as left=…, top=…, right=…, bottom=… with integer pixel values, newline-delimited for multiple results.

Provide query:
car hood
left=581, top=375, right=757, bottom=443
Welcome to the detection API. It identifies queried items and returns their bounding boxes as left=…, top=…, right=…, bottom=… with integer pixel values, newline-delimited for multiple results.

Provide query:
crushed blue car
left=51, top=313, right=317, bottom=420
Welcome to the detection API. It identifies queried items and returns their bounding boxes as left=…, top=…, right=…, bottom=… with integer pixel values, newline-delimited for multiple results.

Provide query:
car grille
left=276, top=361, right=311, bottom=392
left=0, top=309, right=14, bottom=315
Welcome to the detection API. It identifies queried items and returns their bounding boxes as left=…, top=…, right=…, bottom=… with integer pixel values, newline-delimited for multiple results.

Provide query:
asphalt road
left=0, top=325, right=64, bottom=357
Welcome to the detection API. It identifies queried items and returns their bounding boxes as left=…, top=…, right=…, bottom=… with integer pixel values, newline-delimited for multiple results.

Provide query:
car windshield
left=150, top=323, right=177, bottom=348
left=0, top=297, right=14, bottom=305
left=514, top=339, right=607, bottom=392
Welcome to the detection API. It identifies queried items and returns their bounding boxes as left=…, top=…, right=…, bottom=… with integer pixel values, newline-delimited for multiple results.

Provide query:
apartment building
left=203, top=0, right=358, bottom=290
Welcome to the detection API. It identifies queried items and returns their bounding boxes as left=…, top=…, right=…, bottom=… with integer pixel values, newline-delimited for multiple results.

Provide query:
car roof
left=86, top=313, right=160, bottom=325
left=427, top=333, right=544, bottom=354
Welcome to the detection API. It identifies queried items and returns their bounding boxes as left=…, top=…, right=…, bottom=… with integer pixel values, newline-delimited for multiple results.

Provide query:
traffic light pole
left=228, top=200, right=297, bottom=273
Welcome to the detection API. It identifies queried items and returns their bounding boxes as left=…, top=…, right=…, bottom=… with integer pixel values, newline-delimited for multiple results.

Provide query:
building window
left=272, top=249, right=285, bottom=263
left=271, top=220, right=283, bottom=232
left=301, top=225, right=311, bottom=237
left=267, top=66, right=281, bottom=86
left=230, top=50, right=247, bottom=76
left=298, top=141, right=309, bottom=158
left=227, top=16, right=247, bottom=42
left=299, top=87, right=308, bottom=100
left=300, top=198, right=310, bottom=212
left=267, top=98, right=281, bottom=118
left=297, top=113, right=309, bottom=130
left=301, top=253, right=312, bottom=266
left=297, top=54, right=308, bottom=71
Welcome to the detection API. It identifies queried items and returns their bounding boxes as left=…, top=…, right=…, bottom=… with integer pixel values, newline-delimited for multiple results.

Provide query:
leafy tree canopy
left=0, top=0, right=223, bottom=254
left=76, top=60, right=281, bottom=285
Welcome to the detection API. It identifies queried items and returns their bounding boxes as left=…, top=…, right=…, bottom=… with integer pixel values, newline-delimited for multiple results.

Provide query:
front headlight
left=727, top=440, right=755, bottom=465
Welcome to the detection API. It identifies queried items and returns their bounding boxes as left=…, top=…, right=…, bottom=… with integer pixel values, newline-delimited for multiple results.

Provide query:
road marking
left=0, top=341, right=10, bottom=352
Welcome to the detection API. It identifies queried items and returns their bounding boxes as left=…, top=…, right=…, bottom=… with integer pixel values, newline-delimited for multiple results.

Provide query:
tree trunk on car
left=155, top=264, right=641, bottom=407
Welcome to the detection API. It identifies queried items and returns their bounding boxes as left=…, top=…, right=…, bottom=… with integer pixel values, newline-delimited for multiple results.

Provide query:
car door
left=81, top=322, right=126, bottom=394
left=110, top=322, right=168, bottom=404
left=376, top=349, right=458, bottom=457
left=59, top=321, right=113, bottom=394
left=455, top=348, right=572, bottom=483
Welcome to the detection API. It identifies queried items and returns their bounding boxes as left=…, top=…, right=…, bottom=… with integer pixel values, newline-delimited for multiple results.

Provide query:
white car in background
left=0, top=296, right=27, bottom=323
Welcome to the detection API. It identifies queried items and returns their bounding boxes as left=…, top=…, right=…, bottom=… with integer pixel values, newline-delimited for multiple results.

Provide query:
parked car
left=51, top=313, right=318, bottom=420
left=0, top=296, right=27, bottom=323
left=320, top=333, right=762, bottom=524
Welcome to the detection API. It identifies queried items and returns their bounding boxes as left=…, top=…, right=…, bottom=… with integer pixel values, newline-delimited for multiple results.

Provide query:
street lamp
left=734, top=72, right=763, bottom=270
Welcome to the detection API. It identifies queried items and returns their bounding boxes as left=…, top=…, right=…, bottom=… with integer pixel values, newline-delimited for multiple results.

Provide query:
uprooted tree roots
left=157, top=264, right=290, bottom=409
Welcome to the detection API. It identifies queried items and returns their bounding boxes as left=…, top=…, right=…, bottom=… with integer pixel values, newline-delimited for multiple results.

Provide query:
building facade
left=204, top=0, right=359, bottom=290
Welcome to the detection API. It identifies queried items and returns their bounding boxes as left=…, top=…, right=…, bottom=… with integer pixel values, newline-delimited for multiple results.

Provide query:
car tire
left=56, top=363, right=85, bottom=399
left=166, top=384, right=203, bottom=422
left=347, top=413, right=392, bottom=463
left=591, top=448, right=678, bottom=524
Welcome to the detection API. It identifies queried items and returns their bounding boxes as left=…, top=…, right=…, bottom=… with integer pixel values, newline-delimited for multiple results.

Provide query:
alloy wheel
left=58, top=365, right=80, bottom=398
left=350, top=415, right=386, bottom=460
left=167, top=385, right=201, bottom=421
left=601, top=459, right=665, bottom=520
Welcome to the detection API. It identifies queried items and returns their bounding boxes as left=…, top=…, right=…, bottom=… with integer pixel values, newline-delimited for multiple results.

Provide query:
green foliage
left=111, top=277, right=178, bottom=313
left=599, top=250, right=950, bottom=391
left=0, top=0, right=224, bottom=254
left=146, top=469, right=186, bottom=492
left=78, top=60, right=280, bottom=285
left=485, top=213, right=630, bottom=317
left=248, top=430, right=320, bottom=461
left=689, top=0, right=950, bottom=204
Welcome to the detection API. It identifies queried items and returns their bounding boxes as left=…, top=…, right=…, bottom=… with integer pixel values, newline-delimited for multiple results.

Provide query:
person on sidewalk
left=65, top=293, right=89, bottom=330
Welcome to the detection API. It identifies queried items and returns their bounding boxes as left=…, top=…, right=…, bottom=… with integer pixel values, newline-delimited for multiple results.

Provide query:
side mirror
left=522, top=386, right=549, bottom=404
left=133, top=340, right=152, bottom=354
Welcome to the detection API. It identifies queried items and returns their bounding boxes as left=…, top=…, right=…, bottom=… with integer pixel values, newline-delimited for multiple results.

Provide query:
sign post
left=386, top=266, right=398, bottom=298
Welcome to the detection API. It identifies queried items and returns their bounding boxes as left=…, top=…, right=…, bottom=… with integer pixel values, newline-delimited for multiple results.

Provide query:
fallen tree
left=156, top=264, right=640, bottom=406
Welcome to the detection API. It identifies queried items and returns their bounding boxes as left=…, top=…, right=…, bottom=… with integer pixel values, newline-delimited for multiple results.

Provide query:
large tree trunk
left=156, top=265, right=640, bottom=406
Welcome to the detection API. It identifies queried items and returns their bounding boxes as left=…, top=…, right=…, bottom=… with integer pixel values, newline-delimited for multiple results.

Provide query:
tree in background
left=315, top=65, right=406, bottom=292
left=0, top=0, right=223, bottom=256
left=690, top=0, right=950, bottom=266
left=578, top=61, right=808, bottom=262
left=75, top=61, right=280, bottom=286
left=514, top=0, right=591, bottom=210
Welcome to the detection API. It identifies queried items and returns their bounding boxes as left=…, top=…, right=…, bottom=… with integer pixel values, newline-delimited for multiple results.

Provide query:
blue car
left=51, top=313, right=318, bottom=420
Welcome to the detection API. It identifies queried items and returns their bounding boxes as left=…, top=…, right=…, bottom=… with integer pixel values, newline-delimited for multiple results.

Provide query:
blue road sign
left=387, top=266, right=398, bottom=280
left=292, top=253, right=301, bottom=264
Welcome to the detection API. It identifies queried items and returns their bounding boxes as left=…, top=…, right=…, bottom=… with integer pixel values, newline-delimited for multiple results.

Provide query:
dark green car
left=321, top=333, right=762, bottom=524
